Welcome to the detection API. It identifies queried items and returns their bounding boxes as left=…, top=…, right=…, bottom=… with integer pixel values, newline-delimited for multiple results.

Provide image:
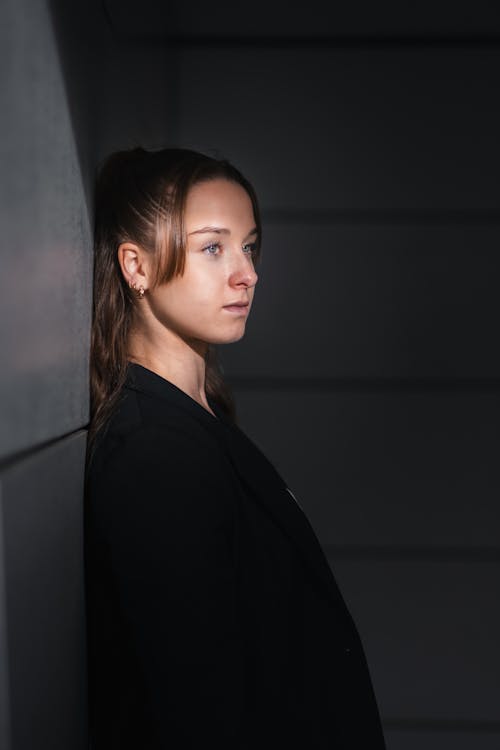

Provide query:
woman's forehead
left=185, top=179, right=255, bottom=228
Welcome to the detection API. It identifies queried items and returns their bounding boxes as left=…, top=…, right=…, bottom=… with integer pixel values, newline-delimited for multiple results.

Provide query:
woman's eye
left=243, top=242, right=257, bottom=256
left=203, top=242, right=221, bottom=256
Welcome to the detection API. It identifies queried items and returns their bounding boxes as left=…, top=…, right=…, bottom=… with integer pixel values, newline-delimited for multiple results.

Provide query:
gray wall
left=0, top=1, right=172, bottom=747
left=0, top=0, right=92, bottom=746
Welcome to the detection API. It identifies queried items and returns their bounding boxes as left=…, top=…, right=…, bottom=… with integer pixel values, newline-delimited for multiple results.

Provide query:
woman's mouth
left=223, top=301, right=249, bottom=314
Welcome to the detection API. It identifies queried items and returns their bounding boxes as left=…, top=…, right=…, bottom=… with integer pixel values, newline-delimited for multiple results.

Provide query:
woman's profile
left=84, top=147, right=386, bottom=748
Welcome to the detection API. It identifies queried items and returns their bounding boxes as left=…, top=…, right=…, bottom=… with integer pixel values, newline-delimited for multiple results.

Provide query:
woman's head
left=118, top=176, right=259, bottom=349
left=90, top=146, right=262, bottom=440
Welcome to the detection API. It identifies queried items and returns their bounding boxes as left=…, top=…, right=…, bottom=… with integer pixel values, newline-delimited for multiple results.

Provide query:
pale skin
left=117, top=178, right=259, bottom=417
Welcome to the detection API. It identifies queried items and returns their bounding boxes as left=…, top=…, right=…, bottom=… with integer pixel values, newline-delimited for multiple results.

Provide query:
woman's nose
left=229, top=252, right=258, bottom=288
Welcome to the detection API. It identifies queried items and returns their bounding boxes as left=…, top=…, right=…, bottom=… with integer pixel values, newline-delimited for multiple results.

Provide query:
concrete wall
left=0, top=1, right=172, bottom=746
left=0, top=1, right=93, bottom=746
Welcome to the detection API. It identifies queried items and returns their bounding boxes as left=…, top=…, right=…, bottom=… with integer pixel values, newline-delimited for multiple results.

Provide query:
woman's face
left=145, top=178, right=258, bottom=347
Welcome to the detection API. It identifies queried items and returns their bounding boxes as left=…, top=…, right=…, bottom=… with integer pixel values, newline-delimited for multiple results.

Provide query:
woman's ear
left=117, top=242, right=150, bottom=292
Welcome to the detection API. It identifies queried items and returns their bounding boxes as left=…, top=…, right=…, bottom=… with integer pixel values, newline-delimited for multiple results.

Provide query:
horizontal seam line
left=323, top=545, right=500, bottom=562
left=108, top=34, right=500, bottom=50
left=383, top=718, right=500, bottom=732
left=261, top=209, right=500, bottom=226
left=228, top=376, right=500, bottom=393
left=0, top=428, right=88, bottom=471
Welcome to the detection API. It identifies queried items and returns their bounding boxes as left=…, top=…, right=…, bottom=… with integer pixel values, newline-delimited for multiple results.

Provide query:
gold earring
left=129, top=280, right=145, bottom=298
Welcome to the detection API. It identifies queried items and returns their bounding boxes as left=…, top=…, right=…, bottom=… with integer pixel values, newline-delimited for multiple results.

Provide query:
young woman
left=84, top=147, right=386, bottom=749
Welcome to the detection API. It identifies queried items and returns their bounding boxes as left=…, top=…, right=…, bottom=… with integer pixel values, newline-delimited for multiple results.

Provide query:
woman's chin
left=213, top=327, right=248, bottom=346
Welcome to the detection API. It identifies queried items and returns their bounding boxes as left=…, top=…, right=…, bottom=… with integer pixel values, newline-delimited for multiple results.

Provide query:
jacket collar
left=126, top=362, right=222, bottom=425
left=126, top=363, right=347, bottom=608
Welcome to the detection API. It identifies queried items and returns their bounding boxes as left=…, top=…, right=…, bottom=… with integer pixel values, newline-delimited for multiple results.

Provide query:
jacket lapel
left=217, top=420, right=349, bottom=610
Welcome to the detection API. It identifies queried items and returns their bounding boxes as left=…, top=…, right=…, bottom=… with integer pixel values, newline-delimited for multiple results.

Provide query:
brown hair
left=89, top=146, right=262, bottom=447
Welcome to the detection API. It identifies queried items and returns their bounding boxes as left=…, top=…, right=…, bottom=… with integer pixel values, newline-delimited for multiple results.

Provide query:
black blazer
left=85, top=364, right=385, bottom=749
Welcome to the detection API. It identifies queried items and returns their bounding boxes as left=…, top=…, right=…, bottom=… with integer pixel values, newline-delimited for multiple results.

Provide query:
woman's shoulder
left=86, top=380, right=235, bottom=500
left=90, top=384, right=219, bottom=468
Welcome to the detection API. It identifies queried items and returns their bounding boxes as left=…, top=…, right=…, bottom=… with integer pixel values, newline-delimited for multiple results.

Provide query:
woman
left=85, top=147, right=386, bottom=749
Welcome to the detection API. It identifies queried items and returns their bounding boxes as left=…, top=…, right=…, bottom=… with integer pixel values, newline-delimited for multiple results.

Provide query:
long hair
left=89, top=146, right=262, bottom=448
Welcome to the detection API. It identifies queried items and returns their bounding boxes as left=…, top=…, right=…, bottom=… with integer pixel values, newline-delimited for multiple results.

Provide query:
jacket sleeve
left=92, top=423, right=252, bottom=748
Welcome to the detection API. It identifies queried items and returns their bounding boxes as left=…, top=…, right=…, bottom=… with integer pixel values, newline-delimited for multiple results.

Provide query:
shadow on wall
left=48, top=0, right=111, bottom=216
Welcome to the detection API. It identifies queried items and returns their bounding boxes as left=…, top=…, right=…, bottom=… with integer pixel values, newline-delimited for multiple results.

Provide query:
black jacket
left=85, top=363, right=385, bottom=749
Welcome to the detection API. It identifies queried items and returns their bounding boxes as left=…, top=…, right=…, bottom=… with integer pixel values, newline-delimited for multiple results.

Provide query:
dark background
left=1, top=1, right=499, bottom=747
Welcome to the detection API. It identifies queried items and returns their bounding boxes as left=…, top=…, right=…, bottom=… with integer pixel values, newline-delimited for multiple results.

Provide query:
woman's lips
left=223, top=303, right=249, bottom=314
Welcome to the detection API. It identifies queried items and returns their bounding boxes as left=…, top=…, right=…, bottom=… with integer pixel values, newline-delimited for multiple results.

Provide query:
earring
left=129, top=280, right=145, bottom=299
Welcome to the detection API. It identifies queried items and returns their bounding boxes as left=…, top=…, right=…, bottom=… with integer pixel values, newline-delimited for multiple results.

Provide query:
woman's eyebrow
left=188, top=226, right=230, bottom=235
left=188, top=226, right=258, bottom=238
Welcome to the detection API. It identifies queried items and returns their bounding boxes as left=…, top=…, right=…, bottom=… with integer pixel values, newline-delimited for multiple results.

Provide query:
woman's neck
left=127, top=322, right=215, bottom=416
